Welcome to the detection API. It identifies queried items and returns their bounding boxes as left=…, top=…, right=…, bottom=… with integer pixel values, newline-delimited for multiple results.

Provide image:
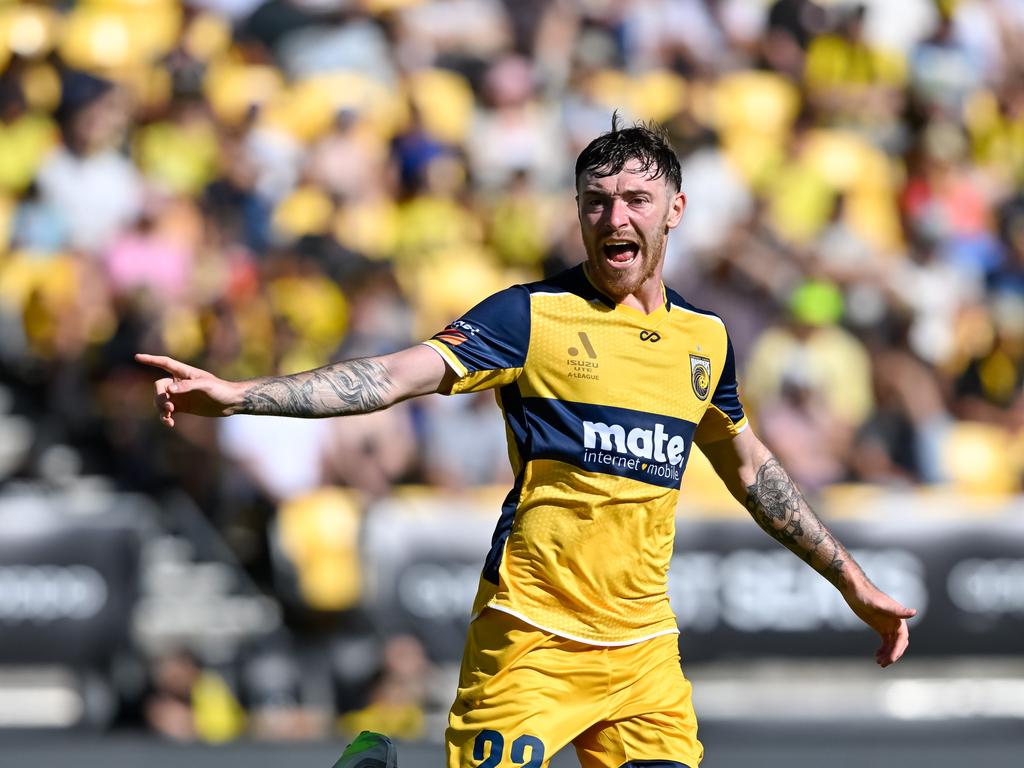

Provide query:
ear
left=666, top=191, right=686, bottom=229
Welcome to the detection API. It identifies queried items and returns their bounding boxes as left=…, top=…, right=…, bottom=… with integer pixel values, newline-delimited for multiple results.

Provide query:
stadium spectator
left=37, top=72, right=143, bottom=255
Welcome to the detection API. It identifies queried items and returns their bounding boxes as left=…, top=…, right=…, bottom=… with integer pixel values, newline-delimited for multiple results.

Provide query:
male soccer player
left=138, top=118, right=915, bottom=768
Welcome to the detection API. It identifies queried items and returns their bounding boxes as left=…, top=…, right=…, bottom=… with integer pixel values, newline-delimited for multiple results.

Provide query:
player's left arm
left=700, top=428, right=917, bottom=667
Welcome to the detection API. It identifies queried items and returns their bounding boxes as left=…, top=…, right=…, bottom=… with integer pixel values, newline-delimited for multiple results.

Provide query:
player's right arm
left=135, top=344, right=453, bottom=427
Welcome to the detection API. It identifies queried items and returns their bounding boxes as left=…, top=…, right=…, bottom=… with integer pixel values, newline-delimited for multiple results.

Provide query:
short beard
left=593, top=231, right=664, bottom=298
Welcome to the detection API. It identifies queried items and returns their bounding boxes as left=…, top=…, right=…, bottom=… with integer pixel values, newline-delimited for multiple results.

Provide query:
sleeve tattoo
left=744, top=457, right=859, bottom=589
left=238, top=358, right=393, bottom=418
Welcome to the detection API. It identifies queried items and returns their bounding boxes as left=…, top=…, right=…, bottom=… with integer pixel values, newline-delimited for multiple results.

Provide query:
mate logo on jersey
left=582, top=418, right=687, bottom=484
left=526, top=399, right=695, bottom=489
left=583, top=420, right=686, bottom=465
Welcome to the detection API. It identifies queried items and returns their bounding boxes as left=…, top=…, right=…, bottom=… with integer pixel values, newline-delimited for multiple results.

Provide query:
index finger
left=135, top=353, right=192, bottom=379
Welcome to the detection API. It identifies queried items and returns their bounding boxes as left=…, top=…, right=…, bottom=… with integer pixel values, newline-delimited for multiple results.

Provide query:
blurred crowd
left=1, top=0, right=1024, bottom=741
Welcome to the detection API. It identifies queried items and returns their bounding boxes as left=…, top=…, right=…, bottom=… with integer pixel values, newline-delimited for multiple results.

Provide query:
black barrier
left=671, top=517, right=1024, bottom=660
left=363, top=498, right=495, bottom=662
left=0, top=511, right=141, bottom=666
left=363, top=504, right=1024, bottom=662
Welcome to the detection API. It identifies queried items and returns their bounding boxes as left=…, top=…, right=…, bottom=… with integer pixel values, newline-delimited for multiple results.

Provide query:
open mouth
left=601, top=240, right=640, bottom=266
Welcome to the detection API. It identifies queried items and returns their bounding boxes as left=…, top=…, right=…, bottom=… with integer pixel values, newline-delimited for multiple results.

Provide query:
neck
left=616, top=281, right=665, bottom=314
left=584, top=263, right=665, bottom=314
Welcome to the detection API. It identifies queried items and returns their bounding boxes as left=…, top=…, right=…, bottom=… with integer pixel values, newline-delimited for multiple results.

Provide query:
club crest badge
left=689, top=354, right=711, bottom=401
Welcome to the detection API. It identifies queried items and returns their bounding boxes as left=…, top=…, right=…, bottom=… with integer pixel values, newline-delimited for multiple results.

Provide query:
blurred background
left=0, top=0, right=1022, bottom=766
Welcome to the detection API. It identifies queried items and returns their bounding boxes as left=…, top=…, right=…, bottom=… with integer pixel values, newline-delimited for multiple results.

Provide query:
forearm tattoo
left=744, top=458, right=856, bottom=589
left=238, top=358, right=393, bottom=417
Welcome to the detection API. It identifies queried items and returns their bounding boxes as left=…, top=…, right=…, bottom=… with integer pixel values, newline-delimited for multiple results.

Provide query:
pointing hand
left=135, top=354, right=242, bottom=427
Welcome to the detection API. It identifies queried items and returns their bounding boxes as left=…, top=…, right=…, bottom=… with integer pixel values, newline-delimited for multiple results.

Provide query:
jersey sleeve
left=422, top=285, right=530, bottom=394
left=694, top=329, right=749, bottom=445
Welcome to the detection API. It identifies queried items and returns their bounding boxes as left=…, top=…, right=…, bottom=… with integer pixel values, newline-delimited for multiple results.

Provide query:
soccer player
left=137, top=118, right=915, bottom=768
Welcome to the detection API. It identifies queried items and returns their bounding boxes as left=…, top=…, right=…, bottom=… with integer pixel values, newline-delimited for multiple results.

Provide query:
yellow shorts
left=446, top=608, right=703, bottom=768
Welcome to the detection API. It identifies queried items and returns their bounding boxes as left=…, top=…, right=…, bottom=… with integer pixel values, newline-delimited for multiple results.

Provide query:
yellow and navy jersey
left=423, top=264, right=748, bottom=645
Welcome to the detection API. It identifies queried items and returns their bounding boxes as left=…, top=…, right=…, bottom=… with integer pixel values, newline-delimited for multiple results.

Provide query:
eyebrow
left=580, top=187, right=654, bottom=197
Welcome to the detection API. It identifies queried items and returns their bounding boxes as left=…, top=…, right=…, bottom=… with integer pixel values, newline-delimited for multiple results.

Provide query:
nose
left=606, top=197, right=629, bottom=230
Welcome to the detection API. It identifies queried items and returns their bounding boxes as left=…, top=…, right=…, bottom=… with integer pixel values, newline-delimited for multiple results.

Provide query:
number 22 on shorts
left=474, top=730, right=545, bottom=768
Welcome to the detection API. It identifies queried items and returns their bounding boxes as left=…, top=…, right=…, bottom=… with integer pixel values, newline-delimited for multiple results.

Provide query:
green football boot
left=332, top=731, right=398, bottom=768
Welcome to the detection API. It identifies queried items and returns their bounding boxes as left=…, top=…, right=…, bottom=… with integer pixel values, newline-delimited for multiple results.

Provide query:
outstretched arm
left=136, top=344, right=452, bottom=427
left=700, top=428, right=917, bottom=667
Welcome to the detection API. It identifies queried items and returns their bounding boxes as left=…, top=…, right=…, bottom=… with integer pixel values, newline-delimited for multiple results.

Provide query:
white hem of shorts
left=477, top=604, right=681, bottom=647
